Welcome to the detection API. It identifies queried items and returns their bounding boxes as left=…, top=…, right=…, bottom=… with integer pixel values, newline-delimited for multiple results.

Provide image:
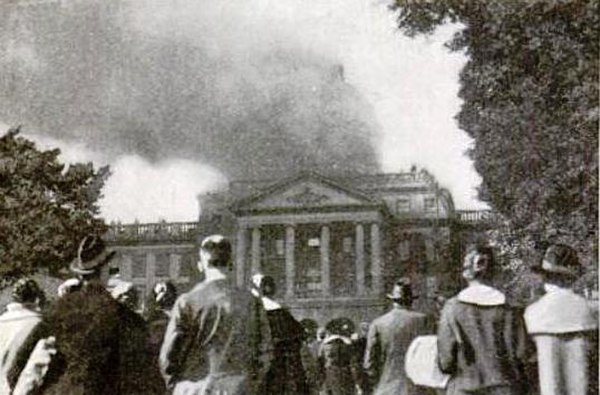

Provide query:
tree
left=0, top=127, right=110, bottom=284
left=393, top=1, right=598, bottom=270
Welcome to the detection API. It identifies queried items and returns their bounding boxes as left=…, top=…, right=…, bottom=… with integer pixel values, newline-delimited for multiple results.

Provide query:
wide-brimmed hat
left=533, top=244, right=581, bottom=278
left=387, top=277, right=413, bottom=302
left=70, top=235, right=116, bottom=275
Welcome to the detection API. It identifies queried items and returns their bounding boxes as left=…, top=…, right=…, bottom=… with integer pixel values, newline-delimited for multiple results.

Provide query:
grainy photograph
left=0, top=1, right=597, bottom=394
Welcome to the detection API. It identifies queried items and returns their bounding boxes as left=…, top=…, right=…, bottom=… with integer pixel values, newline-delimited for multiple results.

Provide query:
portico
left=235, top=211, right=384, bottom=301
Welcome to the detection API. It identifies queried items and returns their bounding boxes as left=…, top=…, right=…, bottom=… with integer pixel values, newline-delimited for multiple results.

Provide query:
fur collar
left=458, top=284, right=506, bottom=306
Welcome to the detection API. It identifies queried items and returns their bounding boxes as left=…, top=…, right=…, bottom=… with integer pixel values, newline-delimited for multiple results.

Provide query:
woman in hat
left=524, top=244, right=598, bottom=395
left=318, top=317, right=358, bottom=395
left=437, top=246, right=528, bottom=395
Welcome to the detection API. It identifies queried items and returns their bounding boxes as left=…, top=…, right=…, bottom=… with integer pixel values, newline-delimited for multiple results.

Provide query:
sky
left=0, top=0, right=486, bottom=222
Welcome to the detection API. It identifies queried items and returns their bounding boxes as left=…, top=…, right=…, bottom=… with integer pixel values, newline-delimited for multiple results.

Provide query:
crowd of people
left=0, top=234, right=597, bottom=395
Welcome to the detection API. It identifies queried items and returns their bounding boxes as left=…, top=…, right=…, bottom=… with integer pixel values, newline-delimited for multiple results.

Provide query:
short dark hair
left=12, top=278, right=42, bottom=304
left=201, top=235, right=232, bottom=268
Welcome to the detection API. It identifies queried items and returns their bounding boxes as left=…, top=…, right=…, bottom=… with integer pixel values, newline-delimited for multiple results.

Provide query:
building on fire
left=105, top=169, right=497, bottom=325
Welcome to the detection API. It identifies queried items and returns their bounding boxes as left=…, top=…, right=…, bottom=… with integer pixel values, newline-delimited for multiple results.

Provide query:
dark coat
left=318, top=336, right=357, bottom=395
left=263, top=307, right=308, bottom=395
left=364, top=307, right=430, bottom=395
left=37, top=282, right=162, bottom=395
left=159, top=278, right=272, bottom=395
left=437, top=290, right=528, bottom=395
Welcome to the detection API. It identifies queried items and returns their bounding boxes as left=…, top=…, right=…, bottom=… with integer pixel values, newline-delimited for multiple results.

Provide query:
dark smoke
left=0, top=1, right=380, bottom=180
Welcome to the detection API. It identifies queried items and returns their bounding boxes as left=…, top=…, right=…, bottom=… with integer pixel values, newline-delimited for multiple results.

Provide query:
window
left=343, top=237, right=353, bottom=253
left=275, top=239, right=285, bottom=255
left=396, top=199, right=411, bottom=213
left=132, top=255, right=147, bottom=278
left=424, top=197, right=436, bottom=211
left=155, top=254, right=171, bottom=277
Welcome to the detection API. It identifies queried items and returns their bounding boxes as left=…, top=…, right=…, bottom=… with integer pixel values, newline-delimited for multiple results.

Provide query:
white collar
left=204, top=267, right=226, bottom=282
left=543, top=283, right=565, bottom=293
left=324, top=334, right=352, bottom=345
left=250, top=289, right=282, bottom=311
left=458, top=284, right=506, bottom=306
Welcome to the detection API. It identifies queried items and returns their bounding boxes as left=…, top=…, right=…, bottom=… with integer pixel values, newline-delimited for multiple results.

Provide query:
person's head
left=325, top=317, right=355, bottom=338
left=70, top=235, right=116, bottom=284
left=198, top=234, right=231, bottom=272
left=153, top=280, right=177, bottom=309
left=12, top=278, right=43, bottom=307
left=252, top=274, right=276, bottom=297
left=387, top=277, right=413, bottom=308
left=300, top=318, right=318, bottom=341
left=533, top=244, right=581, bottom=288
left=462, top=246, right=495, bottom=283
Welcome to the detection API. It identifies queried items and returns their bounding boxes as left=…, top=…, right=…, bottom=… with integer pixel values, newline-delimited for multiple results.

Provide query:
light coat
left=364, top=306, right=430, bottom=395
left=0, top=303, right=42, bottom=394
left=524, top=286, right=598, bottom=395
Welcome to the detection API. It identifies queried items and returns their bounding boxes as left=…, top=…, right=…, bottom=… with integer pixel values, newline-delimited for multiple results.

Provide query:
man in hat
left=437, top=246, right=527, bottom=395
left=36, top=235, right=162, bottom=395
left=524, top=244, right=598, bottom=395
left=159, top=234, right=272, bottom=395
left=364, top=277, right=431, bottom=395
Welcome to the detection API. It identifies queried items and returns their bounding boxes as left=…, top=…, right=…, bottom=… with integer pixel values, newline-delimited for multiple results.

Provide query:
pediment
left=237, top=175, right=377, bottom=211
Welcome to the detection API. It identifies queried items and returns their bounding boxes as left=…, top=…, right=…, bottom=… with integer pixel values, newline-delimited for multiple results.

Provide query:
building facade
left=105, top=170, right=495, bottom=325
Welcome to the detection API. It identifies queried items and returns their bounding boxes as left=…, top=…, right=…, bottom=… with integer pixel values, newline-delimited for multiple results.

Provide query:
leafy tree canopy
left=0, top=127, right=110, bottom=284
left=393, top=0, right=598, bottom=268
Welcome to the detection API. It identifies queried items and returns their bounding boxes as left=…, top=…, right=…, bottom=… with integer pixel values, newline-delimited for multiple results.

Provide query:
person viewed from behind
left=364, top=278, right=430, bottom=395
left=146, top=281, right=177, bottom=360
left=36, top=235, right=160, bottom=395
left=524, top=244, right=598, bottom=395
left=319, top=318, right=359, bottom=395
left=0, top=278, right=44, bottom=394
left=251, top=274, right=308, bottom=395
left=300, top=319, right=322, bottom=395
left=160, top=235, right=272, bottom=395
left=437, top=246, right=528, bottom=395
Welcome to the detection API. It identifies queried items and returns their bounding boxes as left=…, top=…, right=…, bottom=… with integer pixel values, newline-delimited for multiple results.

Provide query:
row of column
left=235, top=222, right=383, bottom=298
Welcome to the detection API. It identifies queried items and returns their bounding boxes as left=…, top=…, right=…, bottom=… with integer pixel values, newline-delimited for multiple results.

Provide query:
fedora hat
left=533, top=244, right=581, bottom=278
left=387, top=277, right=413, bottom=302
left=70, top=235, right=116, bottom=275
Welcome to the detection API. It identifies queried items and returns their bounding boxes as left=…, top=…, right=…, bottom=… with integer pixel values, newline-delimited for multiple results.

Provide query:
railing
left=105, top=221, right=199, bottom=243
left=456, top=210, right=500, bottom=224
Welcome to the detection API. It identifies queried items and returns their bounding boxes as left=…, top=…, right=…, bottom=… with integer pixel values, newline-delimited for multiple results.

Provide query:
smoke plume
left=0, top=0, right=381, bottom=182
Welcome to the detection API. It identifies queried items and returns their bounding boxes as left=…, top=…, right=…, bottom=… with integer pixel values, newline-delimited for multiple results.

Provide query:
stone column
left=370, top=223, right=382, bottom=295
left=146, top=252, right=156, bottom=295
left=251, top=227, right=261, bottom=275
left=285, top=225, right=295, bottom=299
left=355, top=223, right=365, bottom=296
left=320, top=224, right=331, bottom=297
left=236, top=227, right=248, bottom=288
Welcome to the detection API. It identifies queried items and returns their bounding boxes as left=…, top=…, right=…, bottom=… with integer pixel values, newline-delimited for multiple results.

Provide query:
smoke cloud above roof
left=0, top=0, right=380, bottom=182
